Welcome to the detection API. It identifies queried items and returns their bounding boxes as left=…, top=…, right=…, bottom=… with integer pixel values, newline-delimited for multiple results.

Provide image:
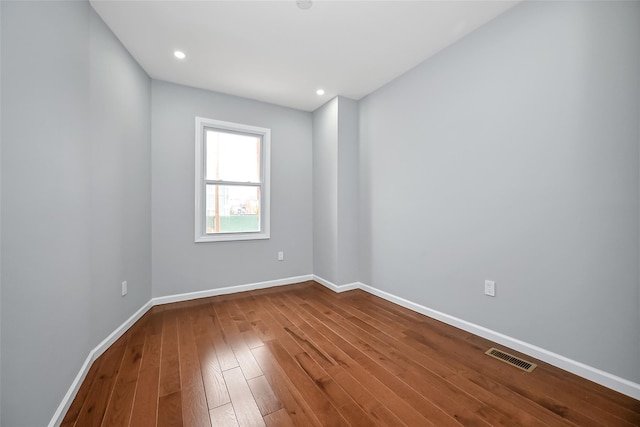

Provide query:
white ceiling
left=91, top=1, right=518, bottom=112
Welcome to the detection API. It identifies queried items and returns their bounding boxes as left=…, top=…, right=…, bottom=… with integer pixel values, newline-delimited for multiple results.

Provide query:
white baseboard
left=48, top=300, right=152, bottom=427
left=357, top=283, right=640, bottom=400
left=314, top=276, right=640, bottom=401
left=94, top=301, right=154, bottom=360
left=49, top=274, right=313, bottom=426
left=52, top=274, right=640, bottom=427
left=48, top=352, right=93, bottom=427
left=312, top=275, right=360, bottom=293
left=151, top=274, right=314, bottom=306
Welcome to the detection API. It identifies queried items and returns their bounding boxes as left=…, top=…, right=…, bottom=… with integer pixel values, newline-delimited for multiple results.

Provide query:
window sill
left=195, top=232, right=270, bottom=243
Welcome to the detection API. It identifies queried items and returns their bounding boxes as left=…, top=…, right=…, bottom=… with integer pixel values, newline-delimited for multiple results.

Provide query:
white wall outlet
left=484, top=280, right=495, bottom=297
left=121, top=280, right=128, bottom=296
left=278, top=251, right=284, bottom=261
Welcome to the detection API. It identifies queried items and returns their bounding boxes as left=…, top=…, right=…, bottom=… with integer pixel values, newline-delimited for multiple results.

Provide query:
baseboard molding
left=151, top=274, right=314, bottom=306
left=312, top=275, right=360, bottom=293
left=94, top=300, right=154, bottom=360
left=313, top=276, right=640, bottom=400
left=356, top=281, right=640, bottom=400
left=48, top=300, right=153, bottom=427
left=50, top=274, right=315, bottom=426
left=52, top=274, right=640, bottom=426
left=48, top=352, right=93, bottom=427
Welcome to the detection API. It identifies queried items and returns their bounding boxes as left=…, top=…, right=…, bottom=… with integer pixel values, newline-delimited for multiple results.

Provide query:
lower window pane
left=205, top=185, right=260, bottom=233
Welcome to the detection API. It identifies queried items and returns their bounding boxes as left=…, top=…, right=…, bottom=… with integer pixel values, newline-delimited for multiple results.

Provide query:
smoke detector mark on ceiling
left=297, top=1, right=312, bottom=10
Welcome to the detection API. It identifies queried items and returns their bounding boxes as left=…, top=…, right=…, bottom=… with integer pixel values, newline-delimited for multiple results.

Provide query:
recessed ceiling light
left=316, top=89, right=325, bottom=96
left=297, top=0, right=312, bottom=10
left=174, top=50, right=186, bottom=60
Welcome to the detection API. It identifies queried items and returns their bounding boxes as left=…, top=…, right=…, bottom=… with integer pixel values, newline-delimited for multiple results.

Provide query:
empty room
left=1, top=0, right=640, bottom=426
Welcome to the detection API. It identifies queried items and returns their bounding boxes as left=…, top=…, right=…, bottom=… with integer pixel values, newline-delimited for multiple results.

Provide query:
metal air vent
left=485, top=348, right=537, bottom=373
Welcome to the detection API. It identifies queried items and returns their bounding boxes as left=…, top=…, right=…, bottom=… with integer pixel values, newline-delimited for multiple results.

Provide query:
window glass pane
left=205, top=130, right=261, bottom=183
left=205, top=184, right=261, bottom=234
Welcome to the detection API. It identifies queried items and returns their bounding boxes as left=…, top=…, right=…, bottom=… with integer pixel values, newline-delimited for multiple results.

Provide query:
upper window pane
left=205, top=130, right=261, bottom=183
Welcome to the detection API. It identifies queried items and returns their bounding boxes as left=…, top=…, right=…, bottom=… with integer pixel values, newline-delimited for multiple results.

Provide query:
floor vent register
left=485, top=347, right=537, bottom=373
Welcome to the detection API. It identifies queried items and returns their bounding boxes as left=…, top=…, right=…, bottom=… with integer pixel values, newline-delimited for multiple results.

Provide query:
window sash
left=195, top=117, right=270, bottom=242
left=203, top=127, right=262, bottom=184
left=204, top=184, right=262, bottom=235
left=204, top=180, right=262, bottom=187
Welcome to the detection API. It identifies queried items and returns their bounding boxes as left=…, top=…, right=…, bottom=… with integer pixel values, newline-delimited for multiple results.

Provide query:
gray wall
left=1, top=2, right=151, bottom=425
left=313, top=96, right=359, bottom=286
left=89, top=6, right=152, bottom=345
left=359, top=1, right=640, bottom=381
left=151, top=81, right=313, bottom=297
left=2, top=4, right=92, bottom=425
left=336, top=97, right=359, bottom=285
left=1, top=2, right=639, bottom=425
left=0, top=2, right=3, bottom=422
left=313, top=98, right=339, bottom=283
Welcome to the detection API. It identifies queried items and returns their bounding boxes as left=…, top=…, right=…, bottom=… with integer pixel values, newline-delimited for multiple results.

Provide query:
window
left=195, top=117, right=270, bottom=242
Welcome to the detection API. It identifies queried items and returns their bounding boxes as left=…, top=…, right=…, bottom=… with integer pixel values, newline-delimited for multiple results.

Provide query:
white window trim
left=195, top=117, right=271, bottom=243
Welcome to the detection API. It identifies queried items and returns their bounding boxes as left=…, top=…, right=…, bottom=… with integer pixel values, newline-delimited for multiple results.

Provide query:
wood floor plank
left=129, top=366, right=160, bottom=427
left=375, top=293, right=632, bottom=426
left=205, top=303, right=240, bottom=372
left=177, top=309, right=211, bottom=427
left=100, top=319, right=150, bottom=426
left=289, top=291, right=495, bottom=425
left=266, top=293, right=431, bottom=427
left=323, top=361, right=406, bottom=426
left=209, top=403, right=239, bottom=427
left=64, top=282, right=640, bottom=427
left=228, top=300, right=264, bottom=349
left=60, top=356, right=104, bottom=427
left=191, top=301, right=216, bottom=337
left=100, top=342, right=144, bottom=426
left=129, top=313, right=163, bottom=427
left=73, top=338, right=129, bottom=427
left=463, top=332, right=640, bottom=426
left=192, top=305, right=231, bottom=409
left=158, top=391, right=183, bottom=427
left=268, top=298, right=408, bottom=426
left=262, top=339, right=350, bottom=427
left=182, top=385, right=212, bottom=427
left=298, top=289, right=552, bottom=427
left=263, top=408, right=295, bottom=427
left=213, top=301, right=263, bottom=380
left=223, top=366, right=266, bottom=427
left=159, top=310, right=181, bottom=397
left=255, top=294, right=372, bottom=425
left=251, top=345, right=323, bottom=427
left=403, top=326, right=607, bottom=427
left=148, top=308, right=165, bottom=335
left=100, top=380, right=137, bottom=427
left=329, top=290, right=575, bottom=426
left=177, top=310, right=203, bottom=389
left=293, top=351, right=376, bottom=426
left=354, top=291, right=635, bottom=427
left=245, top=296, right=304, bottom=358
left=235, top=296, right=276, bottom=343
left=281, top=294, right=460, bottom=426
left=246, top=375, right=283, bottom=416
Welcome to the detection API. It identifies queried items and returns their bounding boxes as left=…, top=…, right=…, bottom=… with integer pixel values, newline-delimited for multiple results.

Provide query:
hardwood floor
left=62, top=281, right=640, bottom=426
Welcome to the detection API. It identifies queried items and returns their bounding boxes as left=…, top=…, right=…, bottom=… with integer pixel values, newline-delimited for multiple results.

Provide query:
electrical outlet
left=484, top=280, right=495, bottom=297
left=122, top=281, right=128, bottom=296
left=278, top=251, right=284, bottom=261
